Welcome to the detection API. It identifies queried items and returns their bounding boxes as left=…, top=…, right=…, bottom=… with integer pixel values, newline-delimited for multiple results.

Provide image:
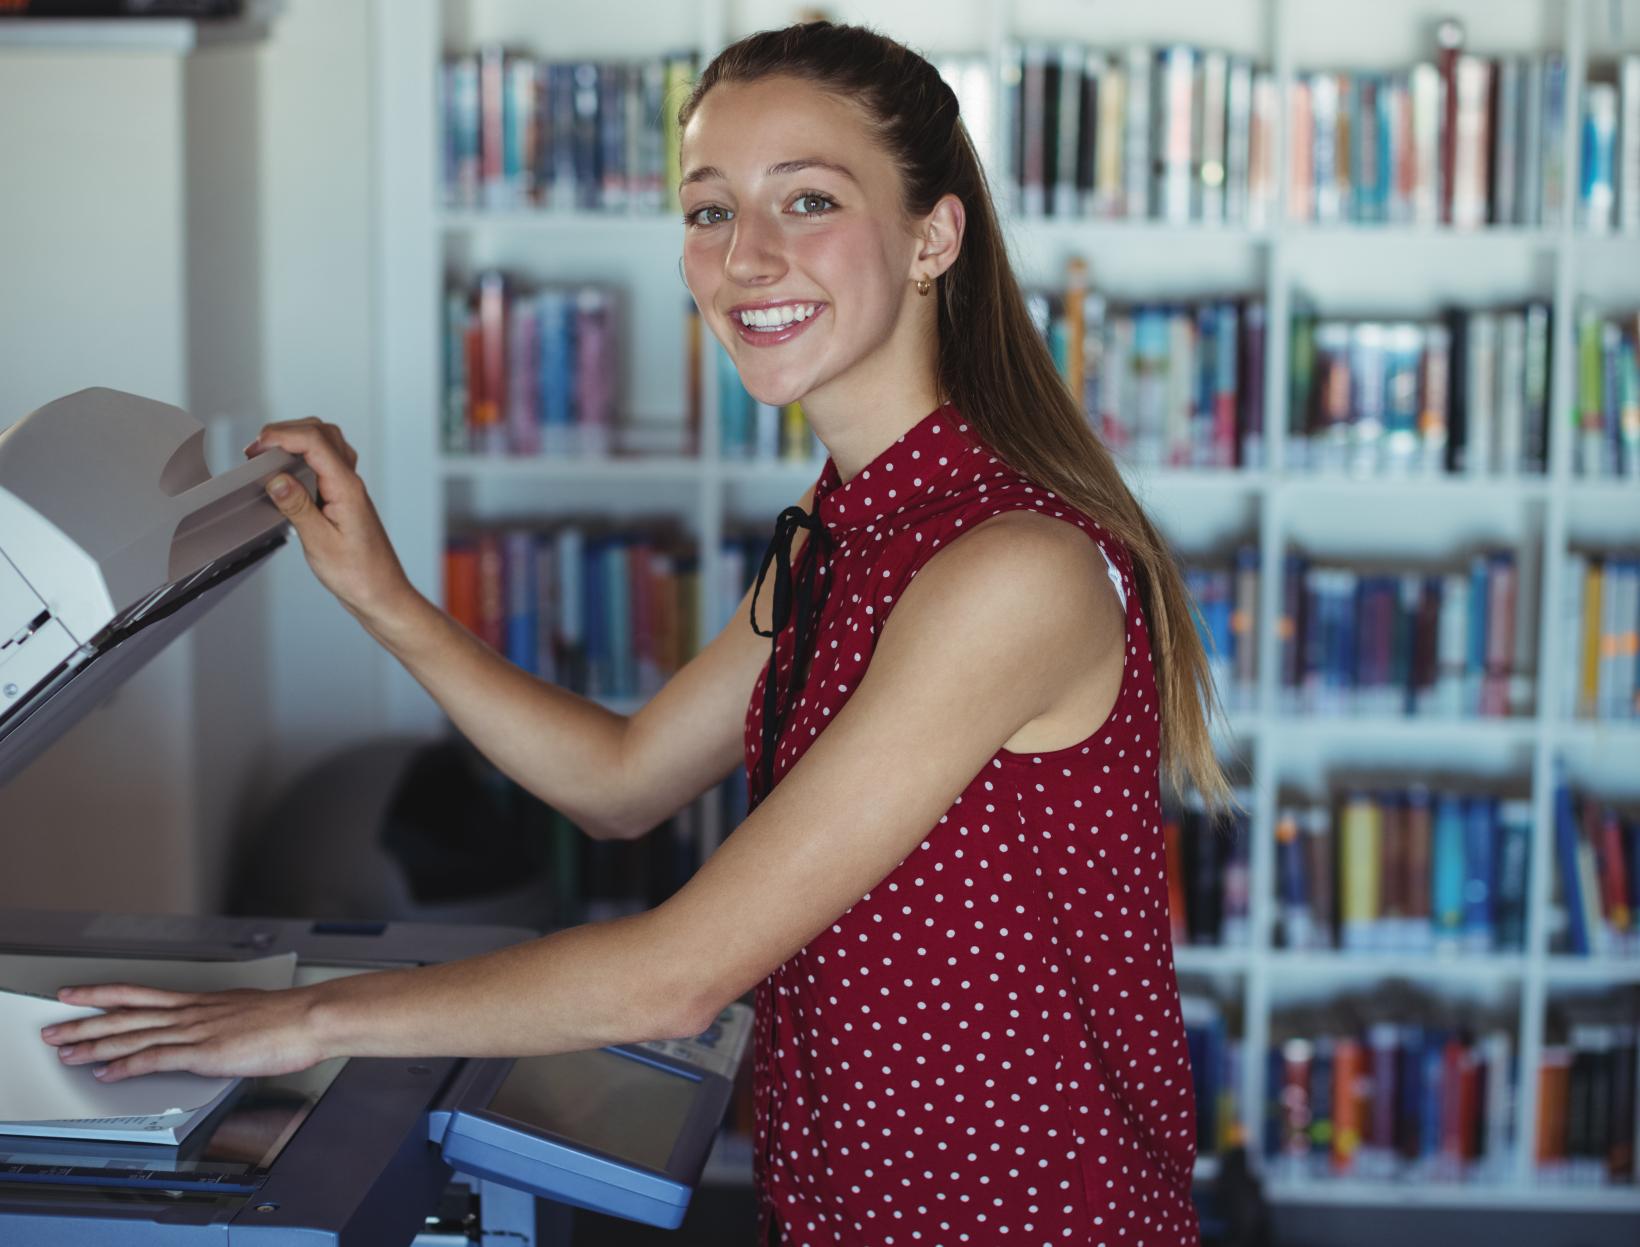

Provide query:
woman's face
left=679, top=76, right=925, bottom=410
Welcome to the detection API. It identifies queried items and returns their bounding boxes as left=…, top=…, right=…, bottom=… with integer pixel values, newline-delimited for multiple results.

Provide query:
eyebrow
left=679, top=158, right=860, bottom=190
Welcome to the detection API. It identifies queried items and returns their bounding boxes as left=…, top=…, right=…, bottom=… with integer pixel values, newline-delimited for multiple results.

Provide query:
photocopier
left=0, top=388, right=750, bottom=1245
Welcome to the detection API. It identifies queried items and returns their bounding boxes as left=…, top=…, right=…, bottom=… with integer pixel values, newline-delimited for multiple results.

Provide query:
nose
left=724, top=207, right=787, bottom=289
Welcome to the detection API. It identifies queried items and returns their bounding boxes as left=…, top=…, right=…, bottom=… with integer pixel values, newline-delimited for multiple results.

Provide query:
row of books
left=1288, top=303, right=1552, bottom=478
left=1002, top=43, right=1276, bottom=226
left=1162, top=790, right=1254, bottom=948
left=1553, top=765, right=1640, bottom=959
left=1273, top=788, right=1531, bottom=955
left=439, top=50, right=695, bottom=212
left=1265, top=991, right=1516, bottom=1182
left=443, top=273, right=623, bottom=456
left=1181, top=992, right=1245, bottom=1158
left=709, top=333, right=825, bottom=463
left=1028, top=276, right=1267, bottom=470
left=1277, top=549, right=1531, bottom=719
left=1561, top=551, right=1640, bottom=724
left=1536, top=999, right=1640, bottom=1183
left=1287, top=37, right=1570, bottom=229
left=442, top=524, right=701, bottom=701
left=1573, top=307, right=1640, bottom=480
left=536, top=800, right=718, bottom=926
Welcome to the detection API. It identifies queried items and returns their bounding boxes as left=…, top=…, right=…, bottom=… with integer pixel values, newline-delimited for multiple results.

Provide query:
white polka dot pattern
left=744, top=405, right=1199, bottom=1246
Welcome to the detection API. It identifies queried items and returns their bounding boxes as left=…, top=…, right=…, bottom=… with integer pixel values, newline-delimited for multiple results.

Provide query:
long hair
left=680, top=22, right=1242, bottom=818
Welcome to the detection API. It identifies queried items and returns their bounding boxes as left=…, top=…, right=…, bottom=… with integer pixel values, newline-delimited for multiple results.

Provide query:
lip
left=727, top=300, right=827, bottom=348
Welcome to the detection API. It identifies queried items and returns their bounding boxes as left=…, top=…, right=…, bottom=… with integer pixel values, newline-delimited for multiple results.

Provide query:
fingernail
left=58, top=1045, right=74, bottom=1058
left=92, top=1066, right=108, bottom=1079
left=268, top=475, right=292, bottom=499
left=40, top=1026, right=57, bottom=1038
left=243, top=440, right=261, bottom=456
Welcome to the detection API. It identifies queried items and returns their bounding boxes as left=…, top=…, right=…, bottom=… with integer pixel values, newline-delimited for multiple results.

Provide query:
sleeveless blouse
left=743, top=404, right=1200, bottom=1246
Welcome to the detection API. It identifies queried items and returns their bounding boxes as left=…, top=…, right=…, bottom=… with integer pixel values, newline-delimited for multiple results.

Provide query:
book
left=0, top=953, right=297, bottom=1145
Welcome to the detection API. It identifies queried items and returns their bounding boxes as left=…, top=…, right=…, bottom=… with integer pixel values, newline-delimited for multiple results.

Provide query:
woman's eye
left=685, top=205, right=731, bottom=227
left=792, top=193, right=836, bottom=215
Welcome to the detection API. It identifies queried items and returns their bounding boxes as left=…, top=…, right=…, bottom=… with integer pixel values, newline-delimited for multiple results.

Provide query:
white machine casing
left=0, top=387, right=311, bottom=783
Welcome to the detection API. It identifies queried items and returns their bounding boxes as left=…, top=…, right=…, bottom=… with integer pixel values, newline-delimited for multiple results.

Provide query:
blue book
left=1467, top=554, right=1489, bottom=716
left=1395, top=1022, right=1424, bottom=1159
left=1495, top=800, right=1531, bottom=951
left=1336, top=571, right=1358, bottom=710
left=536, top=290, right=575, bottom=452
left=1432, top=792, right=1467, bottom=948
left=1419, top=1027, right=1445, bottom=1161
left=1551, top=759, right=1591, bottom=956
left=1461, top=795, right=1497, bottom=952
left=502, top=529, right=538, bottom=674
left=605, top=540, right=632, bottom=698
left=582, top=537, right=607, bottom=697
left=1309, top=1036, right=1334, bottom=1158
left=716, top=342, right=750, bottom=458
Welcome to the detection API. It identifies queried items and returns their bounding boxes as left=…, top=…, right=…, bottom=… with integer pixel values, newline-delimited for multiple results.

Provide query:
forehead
left=680, top=76, right=886, bottom=182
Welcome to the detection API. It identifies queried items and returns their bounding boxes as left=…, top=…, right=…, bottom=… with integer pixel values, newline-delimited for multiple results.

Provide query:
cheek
left=791, top=225, right=902, bottom=321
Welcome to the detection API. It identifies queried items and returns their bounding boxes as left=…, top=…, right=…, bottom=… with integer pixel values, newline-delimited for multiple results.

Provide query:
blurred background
left=0, top=0, right=1637, bottom=1244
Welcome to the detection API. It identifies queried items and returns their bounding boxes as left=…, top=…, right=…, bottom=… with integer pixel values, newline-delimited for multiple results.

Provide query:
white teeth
left=737, top=303, right=820, bottom=329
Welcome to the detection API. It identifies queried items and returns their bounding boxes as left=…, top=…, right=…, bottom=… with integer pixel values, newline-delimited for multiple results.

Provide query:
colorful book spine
left=1270, top=996, right=1516, bottom=1183
left=1161, top=789, right=1255, bottom=947
left=440, top=49, right=697, bottom=213
left=1286, top=39, right=1576, bottom=228
left=1275, top=785, right=1530, bottom=954
left=1288, top=304, right=1552, bottom=478
left=444, top=274, right=654, bottom=458
left=442, top=523, right=697, bottom=701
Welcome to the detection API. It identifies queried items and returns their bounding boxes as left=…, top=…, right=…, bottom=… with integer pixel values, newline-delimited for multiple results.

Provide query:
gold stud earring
left=915, top=276, right=931, bottom=297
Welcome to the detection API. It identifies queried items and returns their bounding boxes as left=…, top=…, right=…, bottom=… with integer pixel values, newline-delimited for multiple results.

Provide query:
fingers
left=92, top=1044, right=201, bottom=1084
left=56, top=983, right=198, bottom=1010
left=44, top=1005, right=202, bottom=1049
left=246, top=422, right=363, bottom=511
left=57, top=1021, right=208, bottom=1067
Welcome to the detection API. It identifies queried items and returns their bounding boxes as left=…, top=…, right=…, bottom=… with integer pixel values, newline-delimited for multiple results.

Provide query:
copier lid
left=0, top=387, right=308, bottom=784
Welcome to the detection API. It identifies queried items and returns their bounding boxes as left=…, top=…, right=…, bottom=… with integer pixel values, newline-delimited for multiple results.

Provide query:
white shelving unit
left=376, top=0, right=1640, bottom=1210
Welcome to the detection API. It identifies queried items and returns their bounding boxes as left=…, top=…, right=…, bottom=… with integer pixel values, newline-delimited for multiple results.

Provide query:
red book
left=1437, top=25, right=1462, bottom=225
left=1163, top=816, right=1188, bottom=946
left=1593, top=801, right=1633, bottom=937
left=1455, top=1043, right=1482, bottom=1162
left=474, top=272, right=508, bottom=450
left=1439, top=1034, right=1466, bottom=1162
left=1535, top=1047, right=1571, bottom=1165
left=1331, top=1036, right=1364, bottom=1173
left=1483, top=552, right=1516, bottom=716
left=476, top=531, right=506, bottom=653
left=479, top=47, right=505, bottom=194
left=444, top=541, right=481, bottom=637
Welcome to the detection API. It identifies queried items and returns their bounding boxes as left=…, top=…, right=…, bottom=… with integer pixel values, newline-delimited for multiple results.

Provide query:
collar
left=811, top=402, right=978, bottom=536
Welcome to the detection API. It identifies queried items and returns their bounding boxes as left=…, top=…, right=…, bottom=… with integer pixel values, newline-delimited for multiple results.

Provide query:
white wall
left=253, top=0, right=400, bottom=816
left=0, top=0, right=395, bottom=913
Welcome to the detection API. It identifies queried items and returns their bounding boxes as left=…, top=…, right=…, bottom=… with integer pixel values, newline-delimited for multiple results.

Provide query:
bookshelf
left=375, top=0, right=1640, bottom=1212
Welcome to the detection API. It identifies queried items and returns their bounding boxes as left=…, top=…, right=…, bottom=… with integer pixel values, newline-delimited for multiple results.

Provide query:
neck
left=801, top=308, right=943, bottom=483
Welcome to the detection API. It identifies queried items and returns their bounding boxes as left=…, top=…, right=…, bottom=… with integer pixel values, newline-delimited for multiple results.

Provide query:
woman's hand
left=246, top=417, right=419, bottom=630
left=38, top=983, right=330, bottom=1083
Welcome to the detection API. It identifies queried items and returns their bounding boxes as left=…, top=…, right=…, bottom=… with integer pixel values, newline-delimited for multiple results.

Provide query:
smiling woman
left=39, top=20, right=1238, bottom=1247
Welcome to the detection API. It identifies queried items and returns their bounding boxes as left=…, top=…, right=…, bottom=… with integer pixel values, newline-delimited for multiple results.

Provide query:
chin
left=740, top=375, right=810, bottom=409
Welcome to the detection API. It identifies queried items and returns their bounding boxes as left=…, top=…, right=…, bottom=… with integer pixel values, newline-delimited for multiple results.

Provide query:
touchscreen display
left=488, top=1048, right=699, bottom=1173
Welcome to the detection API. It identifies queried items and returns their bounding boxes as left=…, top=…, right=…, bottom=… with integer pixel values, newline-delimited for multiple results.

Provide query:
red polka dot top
left=743, top=404, right=1200, bottom=1246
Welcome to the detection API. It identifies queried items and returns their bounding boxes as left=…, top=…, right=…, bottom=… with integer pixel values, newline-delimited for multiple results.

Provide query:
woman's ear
left=914, top=193, right=965, bottom=281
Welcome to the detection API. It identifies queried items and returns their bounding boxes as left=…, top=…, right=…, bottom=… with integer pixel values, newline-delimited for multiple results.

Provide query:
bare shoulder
left=893, top=508, right=1124, bottom=651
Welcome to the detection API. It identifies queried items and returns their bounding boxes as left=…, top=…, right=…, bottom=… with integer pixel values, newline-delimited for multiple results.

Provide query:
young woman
left=41, top=22, right=1236, bottom=1246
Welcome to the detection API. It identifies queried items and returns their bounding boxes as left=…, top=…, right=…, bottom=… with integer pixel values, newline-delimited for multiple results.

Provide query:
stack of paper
left=0, top=952, right=297, bottom=1145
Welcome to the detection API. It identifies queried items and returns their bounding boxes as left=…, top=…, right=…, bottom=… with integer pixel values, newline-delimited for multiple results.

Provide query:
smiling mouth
left=733, top=301, right=826, bottom=331
left=729, top=302, right=827, bottom=347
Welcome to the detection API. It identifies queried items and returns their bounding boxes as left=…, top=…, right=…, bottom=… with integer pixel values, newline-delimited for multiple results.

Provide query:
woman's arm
left=253, top=417, right=810, bottom=841
left=40, top=511, right=1121, bottom=1079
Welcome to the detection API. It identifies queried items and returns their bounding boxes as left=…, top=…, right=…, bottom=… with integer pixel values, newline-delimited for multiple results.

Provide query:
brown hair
left=680, top=22, right=1242, bottom=819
